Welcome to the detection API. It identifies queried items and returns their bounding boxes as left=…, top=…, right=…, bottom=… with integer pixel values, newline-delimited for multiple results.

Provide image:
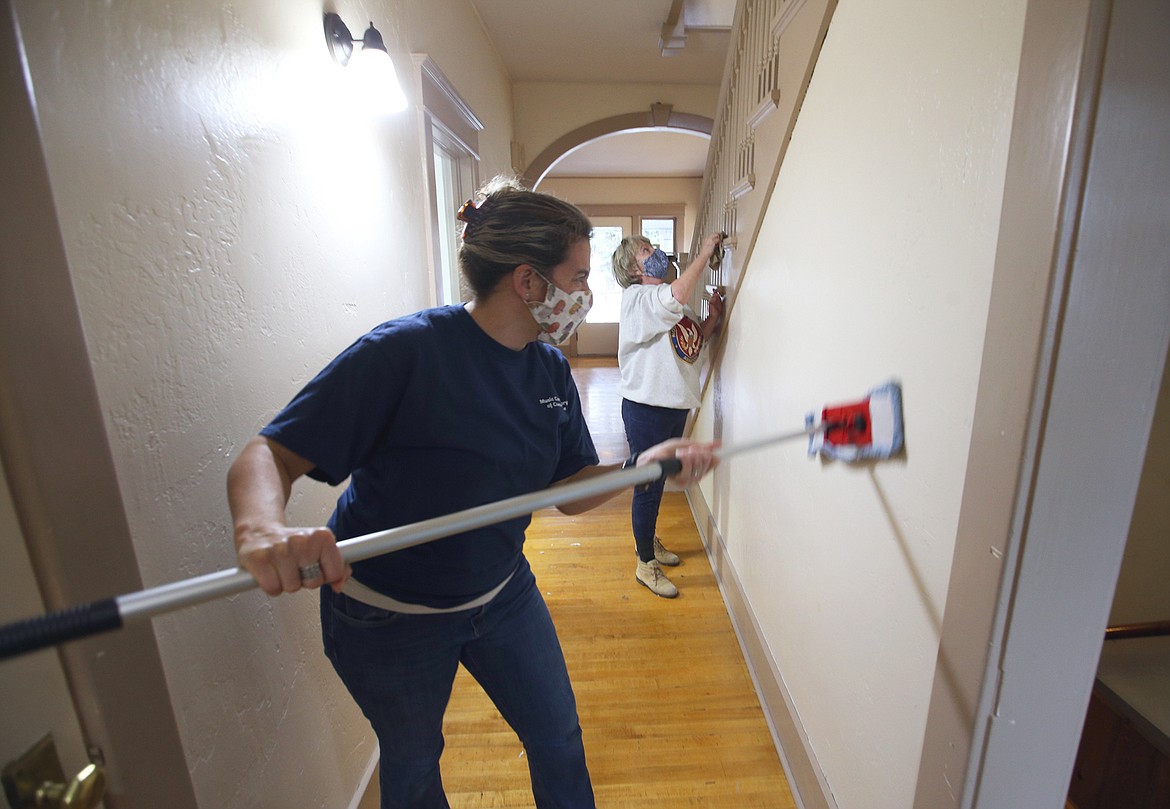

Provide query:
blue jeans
left=621, top=398, right=689, bottom=562
left=320, top=558, right=595, bottom=809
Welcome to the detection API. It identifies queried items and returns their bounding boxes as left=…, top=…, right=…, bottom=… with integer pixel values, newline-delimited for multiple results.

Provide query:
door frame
left=1, top=5, right=197, bottom=806
left=914, top=0, right=1170, bottom=805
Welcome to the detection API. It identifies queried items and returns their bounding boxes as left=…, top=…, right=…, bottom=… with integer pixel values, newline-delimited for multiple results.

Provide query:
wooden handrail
left=1104, top=620, right=1170, bottom=640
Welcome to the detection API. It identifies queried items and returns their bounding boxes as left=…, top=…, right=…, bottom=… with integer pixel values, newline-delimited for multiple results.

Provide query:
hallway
left=8, top=2, right=1168, bottom=807
left=372, top=358, right=796, bottom=807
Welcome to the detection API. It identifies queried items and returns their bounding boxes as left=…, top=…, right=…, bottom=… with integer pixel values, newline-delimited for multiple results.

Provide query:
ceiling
left=549, top=129, right=714, bottom=178
left=466, top=0, right=734, bottom=178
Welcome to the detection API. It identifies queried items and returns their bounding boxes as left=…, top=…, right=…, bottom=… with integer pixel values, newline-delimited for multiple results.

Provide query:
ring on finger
left=298, top=562, right=323, bottom=581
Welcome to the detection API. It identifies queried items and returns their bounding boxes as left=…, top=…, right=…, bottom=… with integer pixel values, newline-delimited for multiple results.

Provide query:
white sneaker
left=653, top=536, right=680, bottom=566
left=636, top=559, right=679, bottom=598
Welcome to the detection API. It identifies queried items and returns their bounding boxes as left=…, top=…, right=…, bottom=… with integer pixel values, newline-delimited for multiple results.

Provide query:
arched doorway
left=526, top=105, right=714, bottom=356
left=521, top=103, right=713, bottom=188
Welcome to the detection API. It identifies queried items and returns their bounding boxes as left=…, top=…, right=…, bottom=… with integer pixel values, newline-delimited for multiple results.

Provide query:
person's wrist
left=622, top=451, right=640, bottom=470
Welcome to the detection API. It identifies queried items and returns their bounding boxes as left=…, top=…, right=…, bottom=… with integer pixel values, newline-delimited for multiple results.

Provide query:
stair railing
left=689, top=0, right=839, bottom=398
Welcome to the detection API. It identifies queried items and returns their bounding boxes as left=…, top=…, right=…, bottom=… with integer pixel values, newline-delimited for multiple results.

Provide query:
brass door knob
left=35, top=762, right=106, bottom=808
left=2, top=736, right=106, bottom=809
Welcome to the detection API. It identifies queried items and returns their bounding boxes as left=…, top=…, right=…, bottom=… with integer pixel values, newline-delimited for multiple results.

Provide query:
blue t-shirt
left=260, top=305, right=598, bottom=608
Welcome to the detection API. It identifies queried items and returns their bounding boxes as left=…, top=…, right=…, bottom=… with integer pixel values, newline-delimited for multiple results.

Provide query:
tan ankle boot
left=634, top=536, right=681, bottom=566
left=653, top=536, right=680, bottom=566
left=636, top=559, right=679, bottom=598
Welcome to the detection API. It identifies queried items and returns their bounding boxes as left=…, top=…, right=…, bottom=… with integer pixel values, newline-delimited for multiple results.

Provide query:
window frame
left=414, top=54, right=483, bottom=306
left=580, top=203, right=687, bottom=264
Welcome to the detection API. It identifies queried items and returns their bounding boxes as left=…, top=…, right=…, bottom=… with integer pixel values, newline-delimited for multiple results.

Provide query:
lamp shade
left=354, top=26, right=408, bottom=114
left=323, top=14, right=407, bottom=115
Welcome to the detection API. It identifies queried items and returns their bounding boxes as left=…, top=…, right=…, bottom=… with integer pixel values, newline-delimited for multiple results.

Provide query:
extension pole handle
left=714, top=424, right=821, bottom=461
left=0, top=457, right=682, bottom=661
left=334, top=457, right=681, bottom=566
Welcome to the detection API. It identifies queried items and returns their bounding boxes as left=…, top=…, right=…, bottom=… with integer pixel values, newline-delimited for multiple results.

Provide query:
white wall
left=692, top=2, right=1028, bottom=807
left=11, top=0, right=513, bottom=805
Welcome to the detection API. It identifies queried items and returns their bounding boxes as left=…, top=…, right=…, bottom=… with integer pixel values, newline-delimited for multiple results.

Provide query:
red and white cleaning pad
left=806, top=380, right=904, bottom=462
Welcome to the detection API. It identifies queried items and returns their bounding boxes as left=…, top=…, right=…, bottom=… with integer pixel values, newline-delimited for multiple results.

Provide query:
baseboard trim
left=348, top=746, right=381, bottom=809
left=688, top=489, right=837, bottom=809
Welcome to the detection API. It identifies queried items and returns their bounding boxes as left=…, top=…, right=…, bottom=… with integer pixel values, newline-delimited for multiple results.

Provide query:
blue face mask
left=642, top=247, right=670, bottom=279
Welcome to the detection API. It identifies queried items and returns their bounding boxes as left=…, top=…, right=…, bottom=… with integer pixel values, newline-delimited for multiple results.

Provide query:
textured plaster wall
left=12, top=0, right=512, bottom=805
left=692, top=3, right=1028, bottom=807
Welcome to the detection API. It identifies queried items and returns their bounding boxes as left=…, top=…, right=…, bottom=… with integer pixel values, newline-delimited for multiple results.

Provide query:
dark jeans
left=320, top=558, right=595, bottom=809
left=621, top=398, right=689, bottom=562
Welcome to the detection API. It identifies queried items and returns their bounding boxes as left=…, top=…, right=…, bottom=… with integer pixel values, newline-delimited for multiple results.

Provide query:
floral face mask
left=528, top=270, right=593, bottom=345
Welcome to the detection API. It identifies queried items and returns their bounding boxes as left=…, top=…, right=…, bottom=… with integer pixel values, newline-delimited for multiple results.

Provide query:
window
left=430, top=125, right=476, bottom=305
left=574, top=205, right=687, bottom=355
left=588, top=224, right=626, bottom=323
left=415, top=55, right=482, bottom=305
left=640, top=218, right=677, bottom=258
left=580, top=204, right=686, bottom=265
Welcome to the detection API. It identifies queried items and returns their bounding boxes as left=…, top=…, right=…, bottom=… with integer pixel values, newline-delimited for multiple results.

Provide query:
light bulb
left=353, top=47, right=408, bottom=115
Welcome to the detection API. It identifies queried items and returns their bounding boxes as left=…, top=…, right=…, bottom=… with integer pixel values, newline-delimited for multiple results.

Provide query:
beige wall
left=513, top=81, right=719, bottom=172
left=691, top=2, right=1028, bottom=807
left=1111, top=350, right=1170, bottom=624
left=9, top=0, right=512, bottom=806
left=15, top=2, right=1152, bottom=808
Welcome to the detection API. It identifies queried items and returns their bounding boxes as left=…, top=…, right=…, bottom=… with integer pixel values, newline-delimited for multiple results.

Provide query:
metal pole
left=0, top=459, right=679, bottom=659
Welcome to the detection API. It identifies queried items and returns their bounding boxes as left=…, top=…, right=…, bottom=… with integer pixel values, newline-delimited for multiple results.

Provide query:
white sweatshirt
left=616, top=283, right=706, bottom=410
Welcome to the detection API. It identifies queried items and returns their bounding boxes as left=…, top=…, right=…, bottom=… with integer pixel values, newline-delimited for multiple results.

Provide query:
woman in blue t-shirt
left=227, top=176, right=719, bottom=809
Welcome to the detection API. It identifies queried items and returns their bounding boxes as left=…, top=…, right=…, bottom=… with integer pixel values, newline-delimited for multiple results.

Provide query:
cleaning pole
left=0, top=380, right=904, bottom=662
left=0, top=458, right=682, bottom=661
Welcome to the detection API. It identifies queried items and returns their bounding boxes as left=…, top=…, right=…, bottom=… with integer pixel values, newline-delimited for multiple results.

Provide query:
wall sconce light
left=323, top=12, right=408, bottom=114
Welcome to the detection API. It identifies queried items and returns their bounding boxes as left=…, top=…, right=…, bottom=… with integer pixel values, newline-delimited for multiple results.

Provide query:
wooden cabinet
left=1068, top=685, right=1170, bottom=809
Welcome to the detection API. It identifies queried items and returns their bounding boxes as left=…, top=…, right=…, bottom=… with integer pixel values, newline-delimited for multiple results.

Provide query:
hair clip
left=457, top=199, right=480, bottom=239
left=456, top=199, right=478, bottom=223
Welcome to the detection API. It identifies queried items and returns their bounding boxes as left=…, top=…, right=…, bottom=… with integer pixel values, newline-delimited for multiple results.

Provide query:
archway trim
left=522, top=104, right=714, bottom=188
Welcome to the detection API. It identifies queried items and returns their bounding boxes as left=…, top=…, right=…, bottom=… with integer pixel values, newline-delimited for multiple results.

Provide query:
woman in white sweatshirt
left=610, top=231, right=724, bottom=597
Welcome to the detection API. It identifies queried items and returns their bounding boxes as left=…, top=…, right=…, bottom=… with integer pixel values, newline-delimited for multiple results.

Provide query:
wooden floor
left=367, top=357, right=796, bottom=808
